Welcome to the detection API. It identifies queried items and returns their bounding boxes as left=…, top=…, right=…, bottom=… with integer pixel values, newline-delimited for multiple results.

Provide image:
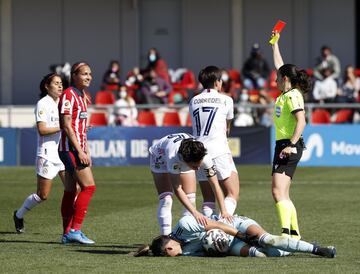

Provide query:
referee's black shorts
left=272, top=139, right=304, bottom=178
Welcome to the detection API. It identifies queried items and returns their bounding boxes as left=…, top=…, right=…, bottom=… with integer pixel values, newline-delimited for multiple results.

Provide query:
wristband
left=289, top=142, right=296, bottom=147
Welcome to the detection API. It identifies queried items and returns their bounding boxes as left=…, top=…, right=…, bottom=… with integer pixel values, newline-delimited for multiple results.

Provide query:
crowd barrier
left=1, top=125, right=359, bottom=167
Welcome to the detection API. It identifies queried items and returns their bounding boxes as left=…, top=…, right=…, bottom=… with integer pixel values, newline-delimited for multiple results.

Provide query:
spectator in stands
left=335, top=65, right=360, bottom=103
left=102, top=60, right=121, bottom=89
left=146, top=48, right=171, bottom=84
left=112, top=85, right=138, bottom=126
left=313, top=46, right=341, bottom=82
left=312, top=67, right=338, bottom=103
left=139, top=69, right=172, bottom=104
left=242, top=43, right=270, bottom=91
left=221, top=69, right=239, bottom=101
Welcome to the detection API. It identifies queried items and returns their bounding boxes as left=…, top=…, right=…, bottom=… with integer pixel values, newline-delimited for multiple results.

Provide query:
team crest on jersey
left=275, top=106, right=281, bottom=117
left=63, top=100, right=71, bottom=110
left=38, top=110, right=44, bottom=117
left=79, top=111, right=88, bottom=119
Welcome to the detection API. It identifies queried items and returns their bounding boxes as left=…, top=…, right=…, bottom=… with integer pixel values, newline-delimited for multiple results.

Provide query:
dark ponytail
left=133, top=235, right=172, bottom=257
left=39, top=73, right=60, bottom=98
left=279, top=64, right=313, bottom=94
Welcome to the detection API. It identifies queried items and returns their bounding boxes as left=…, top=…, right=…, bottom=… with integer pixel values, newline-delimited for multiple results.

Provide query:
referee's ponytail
left=279, top=64, right=313, bottom=94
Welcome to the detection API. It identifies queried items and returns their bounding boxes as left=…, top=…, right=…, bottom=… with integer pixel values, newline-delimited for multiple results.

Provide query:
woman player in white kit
left=189, top=66, right=240, bottom=217
left=149, top=133, right=232, bottom=235
left=13, top=73, right=65, bottom=233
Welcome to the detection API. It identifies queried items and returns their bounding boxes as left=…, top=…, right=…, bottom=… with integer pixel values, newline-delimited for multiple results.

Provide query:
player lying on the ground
left=134, top=214, right=336, bottom=258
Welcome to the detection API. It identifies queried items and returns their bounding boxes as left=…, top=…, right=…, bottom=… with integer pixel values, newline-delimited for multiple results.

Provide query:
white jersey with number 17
left=189, top=89, right=234, bottom=158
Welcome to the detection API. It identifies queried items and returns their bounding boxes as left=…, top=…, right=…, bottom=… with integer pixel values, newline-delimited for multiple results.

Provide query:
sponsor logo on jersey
left=275, top=106, right=281, bottom=117
left=79, top=111, right=88, bottom=119
left=63, top=100, right=71, bottom=110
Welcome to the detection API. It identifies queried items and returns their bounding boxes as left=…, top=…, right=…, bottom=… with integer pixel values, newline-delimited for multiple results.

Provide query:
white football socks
left=259, top=233, right=313, bottom=253
left=224, top=197, right=237, bottom=215
left=16, top=193, right=42, bottom=219
left=157, top=192, right=173, bottom=235
left=202, top=202, right=216, bottom=217
left=182, top=193, right=196, bottom=217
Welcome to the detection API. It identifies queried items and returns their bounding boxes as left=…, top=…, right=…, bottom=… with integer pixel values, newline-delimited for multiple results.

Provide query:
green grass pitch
left=0, top=166, right=359, bottom=273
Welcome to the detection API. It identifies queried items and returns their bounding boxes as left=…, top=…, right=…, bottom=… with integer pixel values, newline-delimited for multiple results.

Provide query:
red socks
left=72, top=185, right=96, bottom=231
left=61, top=191, right=77, bottom=234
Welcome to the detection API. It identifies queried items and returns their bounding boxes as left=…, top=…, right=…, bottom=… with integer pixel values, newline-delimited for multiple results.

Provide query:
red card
left=272, top=20, right=286, bottom=33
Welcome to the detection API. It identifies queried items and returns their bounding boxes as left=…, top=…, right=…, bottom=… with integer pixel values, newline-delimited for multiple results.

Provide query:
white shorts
left=36, top=157, right=65, bottom=180
left=149, top=153, right=193, bottom=174
left=196, top=153, right=237, bottom=181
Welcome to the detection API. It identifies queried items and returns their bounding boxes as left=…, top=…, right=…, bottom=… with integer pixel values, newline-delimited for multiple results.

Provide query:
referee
left=270, top=32, right=312, bottom=240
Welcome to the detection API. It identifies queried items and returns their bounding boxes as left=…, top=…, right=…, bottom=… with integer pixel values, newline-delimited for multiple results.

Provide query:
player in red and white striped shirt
left=58, top=62, right=96, bottom=244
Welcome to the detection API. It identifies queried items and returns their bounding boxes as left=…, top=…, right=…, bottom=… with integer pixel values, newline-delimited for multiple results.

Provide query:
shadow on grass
left=0, top=231, right=18, bottom=235
left=0, top=239, right=59, bottom=245
left=73, top=249, right=130, bottom=255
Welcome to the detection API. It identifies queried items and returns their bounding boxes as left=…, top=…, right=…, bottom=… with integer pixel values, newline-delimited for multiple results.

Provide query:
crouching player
left=149, top=133, right=231, bottom=235
left=134, top=214, right=336, bottom=258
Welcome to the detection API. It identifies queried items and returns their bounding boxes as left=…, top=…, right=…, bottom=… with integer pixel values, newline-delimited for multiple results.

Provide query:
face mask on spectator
left=222, top=73, right=229, bottom=82
left=119, top=90, right=127, bottom=98
left=241, top=93, right=249, bottom=102
left=149, top=54, right=157, bottom=62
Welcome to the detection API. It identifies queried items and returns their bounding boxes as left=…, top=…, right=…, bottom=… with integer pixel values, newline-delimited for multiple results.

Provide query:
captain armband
left=204, top=165, right=217, bottom=178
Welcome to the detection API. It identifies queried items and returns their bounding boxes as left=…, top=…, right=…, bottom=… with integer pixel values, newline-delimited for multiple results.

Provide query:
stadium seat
left=172, top=70, right=197, bottom=91
left=89, top=112, right=108, bottom=126
left=95, top=90, right=115, bottom=105
left=306, top=68, right=314, bottom=77
left=311, top=109, right=331, bottom=124
left=333, top=109, right=353, bottom=123
left=268, top=69, right=278, bottom=89
left=186, top=113, right=192, bottom=127
left=227, top=69, right=242, bottom=89
left=162, top=111, right=181, bottom=126
left=137, top=111, right=157, bottom=126
left=267, top=88, right=281, bottom=100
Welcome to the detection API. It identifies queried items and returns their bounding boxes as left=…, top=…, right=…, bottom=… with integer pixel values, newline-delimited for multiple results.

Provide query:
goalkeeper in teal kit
left=134, top=214, right=336, bottom=258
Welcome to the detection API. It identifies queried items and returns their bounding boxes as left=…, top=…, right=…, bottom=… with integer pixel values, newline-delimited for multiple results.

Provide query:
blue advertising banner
left=0, top=128, right=18, bottom=166
left=17, top=126, right=271, bottom=166
left=271, top=125, right=360, bottom=166
left=19, top=128, right=37, bottom=166
left=87, top=126, right=270, bottom=166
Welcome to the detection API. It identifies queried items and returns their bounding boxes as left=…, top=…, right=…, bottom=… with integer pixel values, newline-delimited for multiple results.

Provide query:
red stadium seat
left=306, top=68, right=314, bottom=77
left=95, top=90, right=115, bottom=105
left=162, top=112, right=181, bottom=126
left=172, top=70, right=197, bottom=91
left=227, top=69, right=242, bottom=89
left=311, top=109, right=331, bottom=124
left=137, top=111, right=157, bottom=126
left=269, top=69, right=278, bottom=89
left=267, top=88, right=281, bottom=100
left=89, top=112, right=108, bottom=126
left=333, top=109, right=353, bottom=123
left=186, top=113, right=192, bottom=127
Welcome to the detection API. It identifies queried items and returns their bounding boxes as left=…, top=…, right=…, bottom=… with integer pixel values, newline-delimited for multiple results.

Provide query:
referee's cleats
left=313, top=245, right=336, bottom=258
left=13, top=210, right=24, bottom=233
left=61, top=229, right=95, bottom=245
